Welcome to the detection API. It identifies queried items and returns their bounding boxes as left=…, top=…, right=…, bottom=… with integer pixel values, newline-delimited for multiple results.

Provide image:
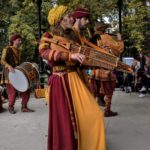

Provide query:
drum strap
left=10, top=46, right=21, bottom=65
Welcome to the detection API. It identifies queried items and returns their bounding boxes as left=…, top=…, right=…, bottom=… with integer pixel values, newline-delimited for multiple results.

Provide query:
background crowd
left=117, top=53, right=150, bottom=97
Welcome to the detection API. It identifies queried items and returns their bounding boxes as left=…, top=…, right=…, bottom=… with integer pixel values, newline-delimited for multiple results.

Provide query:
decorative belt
left=53, top=66, right=77, bottom=72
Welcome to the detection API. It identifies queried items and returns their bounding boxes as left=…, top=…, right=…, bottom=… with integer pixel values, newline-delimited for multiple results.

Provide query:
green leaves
left=122, top=0, right=150, bottom=53
left=0, top=0, right=149, bottom=60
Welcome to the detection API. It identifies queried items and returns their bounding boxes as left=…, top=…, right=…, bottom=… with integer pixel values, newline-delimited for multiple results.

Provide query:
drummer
left=1, top=34, right=34, bottom=114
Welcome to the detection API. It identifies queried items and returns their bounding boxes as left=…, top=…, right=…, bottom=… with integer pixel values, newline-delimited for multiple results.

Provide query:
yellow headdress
left=48, top=5, right=68, bottom=26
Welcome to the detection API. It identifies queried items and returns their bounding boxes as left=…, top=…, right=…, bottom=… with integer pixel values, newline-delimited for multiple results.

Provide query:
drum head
left=9, top=69, right=29, bottom=92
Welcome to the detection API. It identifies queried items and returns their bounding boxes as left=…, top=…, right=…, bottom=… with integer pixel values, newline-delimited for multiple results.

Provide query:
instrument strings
left=82, top=47, right=116, bottom=63
left=70, top=44, right=131, bottom=72
left=70, top=44, right=117, bottom=69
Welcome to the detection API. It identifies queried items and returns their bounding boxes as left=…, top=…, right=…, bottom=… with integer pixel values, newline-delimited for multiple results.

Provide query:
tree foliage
left=123, top=0, right=150, bottom=54
left=0, top=0, right=150, bottom=61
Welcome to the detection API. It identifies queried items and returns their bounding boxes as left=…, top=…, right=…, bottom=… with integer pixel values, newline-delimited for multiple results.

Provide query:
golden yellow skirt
left=68, top=72, right=106, bottom=150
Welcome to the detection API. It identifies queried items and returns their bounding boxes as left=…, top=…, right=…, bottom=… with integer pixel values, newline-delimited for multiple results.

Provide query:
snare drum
left=9, top=62, right=39, bottom=92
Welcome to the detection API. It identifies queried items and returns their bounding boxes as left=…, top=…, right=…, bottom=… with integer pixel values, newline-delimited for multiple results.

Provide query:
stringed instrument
left=41, top=36, right=132, bottom=73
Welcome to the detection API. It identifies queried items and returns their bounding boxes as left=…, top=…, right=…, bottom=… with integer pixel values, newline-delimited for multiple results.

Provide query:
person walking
left=89, top=22, right=124, bottom=117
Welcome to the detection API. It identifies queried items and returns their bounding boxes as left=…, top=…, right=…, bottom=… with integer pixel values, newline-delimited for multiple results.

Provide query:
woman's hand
left=70, top=53, right=85, bottom=63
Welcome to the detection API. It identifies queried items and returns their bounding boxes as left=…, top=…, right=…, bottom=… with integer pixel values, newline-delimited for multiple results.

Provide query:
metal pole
left=35, top=0, right=44, bottom=73
left=36, top=0, right=42, bottom=39
left=117, top=0, right=123, bottom=34
left=35, top=0, right=45, bottom=88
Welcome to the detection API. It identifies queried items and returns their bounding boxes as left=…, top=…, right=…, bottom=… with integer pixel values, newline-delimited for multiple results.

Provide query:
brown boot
left=8, top=106, right=16, bottom=114
left=104, top=95, right=118, bottom=117
left=104, top=109, right=118, bottom=117
left=21, top=106, right=35, bottom=112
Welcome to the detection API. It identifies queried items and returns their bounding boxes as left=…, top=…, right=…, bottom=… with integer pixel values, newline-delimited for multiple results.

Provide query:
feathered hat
left=47, top=5, right=68, bottom=26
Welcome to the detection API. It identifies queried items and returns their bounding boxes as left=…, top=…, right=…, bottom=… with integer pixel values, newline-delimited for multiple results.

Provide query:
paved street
left=0, top=96, right=48, bottom=150
left=0, top=91, right=150, bottom=150
left=106, top=90, right=150, bottom=150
